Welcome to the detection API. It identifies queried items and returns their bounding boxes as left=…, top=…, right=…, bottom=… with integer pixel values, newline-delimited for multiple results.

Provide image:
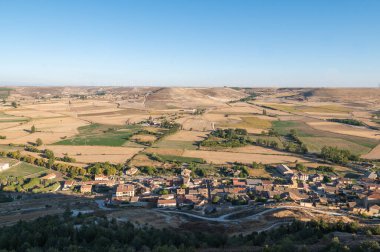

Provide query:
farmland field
left=258, top=103, right=352, bottom=114
left=363, top=144, right=380, bottom=160
left=181, top=149, right=309, bottom=164
left=0, top=162, right=47, bottom=177
left=156, top=154, right=205, bottom=164
left=299, top=137, right=372, bottom=155
left=54, top=123, right=141, bottom=146
left=1, top=86, right=380, bottom=173
left=220, top=116, right=272, bottom=130
left=43, top=145, right=143, bottom=164
left=273, top=121, right=379, bottom=154
left=152, top=140, right=198, bottom=150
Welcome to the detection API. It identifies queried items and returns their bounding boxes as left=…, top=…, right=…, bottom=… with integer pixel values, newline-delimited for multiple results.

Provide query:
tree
left=31, top=125, right=36, bottom=133
left=47, top=158, right=55, bottom=169
left=44, top=149, right=55, bottom=159
left=159, top=189, right=169, bottom=195
left=295, top=163, right=307, bottom=172
left=212, top=195, right=221, bottom=204
left=36, top=138, right=43, bottom=146
left=11, top=101, right=17, bottom=108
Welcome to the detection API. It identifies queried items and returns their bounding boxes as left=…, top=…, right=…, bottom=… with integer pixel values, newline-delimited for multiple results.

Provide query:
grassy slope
left=0, top=162, right=47, bottom=177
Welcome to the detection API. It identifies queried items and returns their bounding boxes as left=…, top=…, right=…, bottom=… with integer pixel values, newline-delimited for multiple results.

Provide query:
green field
left=300, top=137, right=372, bottom=155
left=273, top=120, right=379, bottom=154
left=54, top=123, right=141, bottom=146
left=0, top=162, right=47, bottom=177
left=157, top=154, right=205, bottom=164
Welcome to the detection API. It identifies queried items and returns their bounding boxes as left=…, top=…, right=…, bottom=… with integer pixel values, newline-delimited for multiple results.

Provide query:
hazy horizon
left=1, top=0, right=380, bottom=87
left=1, top=82, right=380, bottom=88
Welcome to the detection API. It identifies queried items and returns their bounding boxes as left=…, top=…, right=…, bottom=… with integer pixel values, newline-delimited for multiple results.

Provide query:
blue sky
left=0, top=0, right=380, bottom=87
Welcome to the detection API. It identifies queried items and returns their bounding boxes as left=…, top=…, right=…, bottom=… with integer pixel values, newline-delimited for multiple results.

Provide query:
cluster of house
left=63, top=174, right=116, bottom=193
left=273, top=164, right=380, bottom=216
left=60, top=164, right=380, bottom=216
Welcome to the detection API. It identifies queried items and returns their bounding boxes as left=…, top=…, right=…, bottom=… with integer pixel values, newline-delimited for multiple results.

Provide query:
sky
left=0, top=0, right=380, bottom=87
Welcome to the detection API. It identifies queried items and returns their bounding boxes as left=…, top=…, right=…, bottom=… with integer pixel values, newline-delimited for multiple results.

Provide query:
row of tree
left=0, top=213, right=378, bottom=251
left=320, top=146, right=359, bottom=164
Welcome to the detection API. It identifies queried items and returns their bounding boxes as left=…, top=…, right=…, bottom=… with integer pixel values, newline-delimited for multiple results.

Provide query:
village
left=1, top=86, right=380, bottom=228
left=49, top=161, right=380, bottom=219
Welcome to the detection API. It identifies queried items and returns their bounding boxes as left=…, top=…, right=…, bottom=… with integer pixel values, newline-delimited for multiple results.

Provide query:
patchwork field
left=307, top=121, right=380, bottom=139
left=1, top=86, right=379, bottom=172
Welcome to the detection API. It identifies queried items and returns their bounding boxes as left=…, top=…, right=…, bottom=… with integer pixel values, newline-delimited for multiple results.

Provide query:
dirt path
left=155, top=205, right=345, bottom=223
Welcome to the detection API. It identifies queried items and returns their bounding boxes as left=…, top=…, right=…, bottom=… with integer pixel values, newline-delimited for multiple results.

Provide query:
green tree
left=36, top=138, right=43, bottom=146
left=212, top=195, right=221, bottom=204
left=44, top=149, right=55, bottom=159
left=159, top=189, right=169, bottom=195
left=11, top=101, right=17, bottom=108
left=31, top=125, right=36, bottom=133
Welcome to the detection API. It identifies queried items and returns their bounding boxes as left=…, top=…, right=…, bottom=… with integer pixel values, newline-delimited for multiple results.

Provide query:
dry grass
left=223, top=145, right=292, bottom=155
left=165, top=130, right=208, bottom=141
left=210, top=103, right=263, bottom=114
left=145, top=148, right=185, bottom=156
left=181, top=150, right=308, bottom=164
left=220, top=116, right=273, bottom=129
left=177, top=117, right=214, bottom=131
left=39, top=145, right=143, bottom=164
left=130, top=134, right=157, bottom=142
left=0, top=116, right=88, bottom=145
left=129, top=154, right=162, bottom=168
left=362, top=144, right=380, bottom=159
left=307, top=121, right=380, bottom=139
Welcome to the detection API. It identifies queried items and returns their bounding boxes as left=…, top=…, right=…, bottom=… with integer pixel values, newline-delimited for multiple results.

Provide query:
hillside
left=144, top=87, right=246, bottom=109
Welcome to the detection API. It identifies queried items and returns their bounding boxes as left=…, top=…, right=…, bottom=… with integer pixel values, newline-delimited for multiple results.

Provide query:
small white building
left=115, top=184, right=135, bottom=197
left=157, top=199, right=177, bottom=208
left=94, top=175, right=109, bottom=181
left=0, top=163, right=10, bottom=172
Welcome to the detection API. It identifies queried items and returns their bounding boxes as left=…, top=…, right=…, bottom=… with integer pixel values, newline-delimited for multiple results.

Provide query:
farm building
left=41, top=173, right=57, bottom=180
left=94, top=175, right=109, bottom=181
left=157, top=198, right=177, bottom=208
left=80, top=185, right=92, bottom=194
left=63, top=180, right=75, bottom=190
